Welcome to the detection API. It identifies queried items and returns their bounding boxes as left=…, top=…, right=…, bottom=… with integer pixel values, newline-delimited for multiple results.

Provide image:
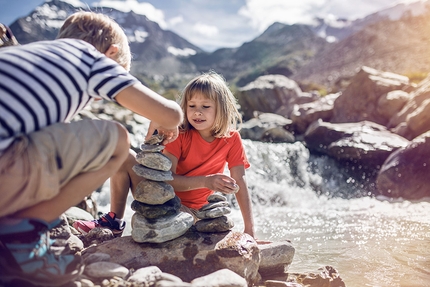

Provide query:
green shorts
left=0, top=119, right=119, bottom=217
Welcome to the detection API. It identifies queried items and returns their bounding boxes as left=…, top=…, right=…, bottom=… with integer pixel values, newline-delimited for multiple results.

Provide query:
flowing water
left=96, top=137, right=430, bottom=287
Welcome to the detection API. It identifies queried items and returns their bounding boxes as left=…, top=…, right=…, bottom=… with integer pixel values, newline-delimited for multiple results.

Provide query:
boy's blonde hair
left=180, top=71, right=242, bottom=138
left=57, top=11, right=131, bottom=71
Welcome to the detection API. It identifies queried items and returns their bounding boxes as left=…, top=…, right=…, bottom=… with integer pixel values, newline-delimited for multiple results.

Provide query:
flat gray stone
left=207, top=193, right=227, bottom=203
left=132, top=164, right=173, bottom=181
left=200, top=201, right=229, bottom=211
left=84, top=261, right=129, bottom=279
left=131, top=196, right=181, bottom=219
left=140, top=144, right=165, bottom=152
left=131, top=212, right=194, bottom=243
left=191, top=269, right=247, bottom=287
left=127, top=266, right=162, bottom=285
left=144, top=134, right=164, bottom=145
left=136, top=151, right=172, bottom=171
left=194, top=216, right=234, bottom=232
left=196, top=206, right=231, bottom=219
left=134, top=179, right=175, bottom=205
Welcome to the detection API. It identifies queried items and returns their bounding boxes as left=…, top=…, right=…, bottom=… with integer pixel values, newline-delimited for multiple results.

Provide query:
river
left=96, top=137, right=430, bottom=287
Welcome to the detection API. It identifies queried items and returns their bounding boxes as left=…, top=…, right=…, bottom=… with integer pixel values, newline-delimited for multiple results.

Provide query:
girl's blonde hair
left=180, top=71, right=242, bottom=138
left=57, top=11, right=131, bottom=71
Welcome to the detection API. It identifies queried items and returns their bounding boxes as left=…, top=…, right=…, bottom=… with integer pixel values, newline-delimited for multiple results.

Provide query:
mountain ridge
left=7, top=0, right=430, bottom=92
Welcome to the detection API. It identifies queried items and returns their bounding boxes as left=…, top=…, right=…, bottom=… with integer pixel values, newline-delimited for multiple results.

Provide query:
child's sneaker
left=0, top=217, right=83, bottom=286
left=73, top=212, right=125, bottom=237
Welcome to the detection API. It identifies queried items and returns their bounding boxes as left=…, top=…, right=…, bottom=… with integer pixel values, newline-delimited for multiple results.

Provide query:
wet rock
left=290, top=266, right=345, bottom=287
left=136, top=151, right=172, bottom=171
left=131, top=212, right=194, bottom=243
left=259, top=240, right=296, bottom=279
left=132, top=164, right=173, bottom=181
left=376, top=130, right=430, bottom=199
left=304, top=120, right=409, bottom=167
left=134, top=179, right=175, bottom=205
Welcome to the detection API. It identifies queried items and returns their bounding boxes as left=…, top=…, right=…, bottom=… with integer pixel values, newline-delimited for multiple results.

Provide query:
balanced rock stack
left=131, top=135, right=194, bottom=243
left=194, top=192, right=235, bottom=233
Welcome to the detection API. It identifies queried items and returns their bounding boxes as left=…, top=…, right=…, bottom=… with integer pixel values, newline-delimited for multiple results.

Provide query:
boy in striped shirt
left=0, top=11, right=182, bottom=286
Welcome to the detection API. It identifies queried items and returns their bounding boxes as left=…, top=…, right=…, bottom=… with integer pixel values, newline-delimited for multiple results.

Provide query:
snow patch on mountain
left=167, top=46, right=197, bottom=57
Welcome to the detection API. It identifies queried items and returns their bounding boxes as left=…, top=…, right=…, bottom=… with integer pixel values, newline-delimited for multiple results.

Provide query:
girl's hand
left=145, top=121, right=179, bottom=145
left=205, top=174, right=239, bottom=194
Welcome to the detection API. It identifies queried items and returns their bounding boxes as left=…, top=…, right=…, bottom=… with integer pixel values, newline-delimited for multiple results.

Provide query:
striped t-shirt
left=0, top=38, right=139, bottom=154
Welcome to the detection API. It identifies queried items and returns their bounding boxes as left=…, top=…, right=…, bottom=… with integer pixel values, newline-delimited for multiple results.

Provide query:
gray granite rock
left=259, top=240, right=296, bottom=278
left=134, top=179, right=175, bottom=205
left=131, top=212, right=194, bottom=243
left=89, top=231, right=261, bottom=285
left=84, top=261, right=129, bottom=279
left=127, top=266, right=162, bottom=285
left=194, top=216, right=234, bottom=232
left=207, top=193, right=227, bottom=203
left=145, top=134, right=165, bottom=145
left=133, top=164, right=173, bottom=181
left=196, top=206, right=231, bottom=219
left=131, top=196, right=181, bottom=219
left=140, top=144, right=165, bottom=152
left=190, top=268, right=247, bottom=287
left=83, top=252, right=110, bottom=265
left=136, top=151, right=172, bottom=171
left=200, top=201, right=229, bottom=211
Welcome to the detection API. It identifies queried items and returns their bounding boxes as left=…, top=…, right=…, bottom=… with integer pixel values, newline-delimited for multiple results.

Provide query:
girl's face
left=187, top=92, right=217, bottom=139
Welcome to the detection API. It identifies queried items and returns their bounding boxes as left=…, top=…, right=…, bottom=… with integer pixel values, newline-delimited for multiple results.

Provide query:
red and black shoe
left=72, top=212, right=125, bottom=237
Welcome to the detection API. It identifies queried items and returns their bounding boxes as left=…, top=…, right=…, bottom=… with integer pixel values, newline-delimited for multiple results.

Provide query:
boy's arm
left=230, top=165, right=255, bottom=238
left=115, top=83, right=183, bottom=137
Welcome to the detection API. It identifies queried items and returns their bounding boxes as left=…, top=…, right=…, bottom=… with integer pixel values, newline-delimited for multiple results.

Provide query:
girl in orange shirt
left=163, top=71, right=255, bottom=238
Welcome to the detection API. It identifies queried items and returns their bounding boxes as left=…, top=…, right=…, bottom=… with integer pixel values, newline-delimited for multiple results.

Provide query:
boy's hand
left=145, top=121, right=179, bottom=145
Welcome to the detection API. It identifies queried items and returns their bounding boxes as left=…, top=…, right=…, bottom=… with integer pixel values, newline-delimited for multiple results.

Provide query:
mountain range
left=8, top=0, right=430, bottom=93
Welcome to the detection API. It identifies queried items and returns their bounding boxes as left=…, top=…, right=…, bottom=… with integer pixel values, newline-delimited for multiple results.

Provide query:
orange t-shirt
left=164, top=129, right=250, bottom=209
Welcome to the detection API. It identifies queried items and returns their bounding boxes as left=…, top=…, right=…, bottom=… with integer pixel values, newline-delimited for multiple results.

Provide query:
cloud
left=92, top=0, right=167, bottom=28
left=192, top=22, right=219, bottom=37
left=238, top=0, right=411, bottom=33
left=168, top=15, right=183, bottom=26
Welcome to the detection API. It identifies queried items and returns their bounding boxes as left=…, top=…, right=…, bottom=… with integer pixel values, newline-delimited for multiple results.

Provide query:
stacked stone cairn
left=130, top=134, right=194, bottom=243
left=194, top=191, right=237, bottom=233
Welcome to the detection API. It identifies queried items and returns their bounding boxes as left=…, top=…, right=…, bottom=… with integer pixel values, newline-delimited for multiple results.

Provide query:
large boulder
left=304, top=120, right=410, bottom=167
left=237, top=75, right=317, bottom=121
left=376, top=131, right=430, bottom=199
left=86, top=230, right=262, bottom=285
left=240, top=113, right=295, bottom=143
left=388, top=74, right=430, bottom=140
left=290, top=92, right=340, bottom=134
left=331, top=66, right=412, bottom=125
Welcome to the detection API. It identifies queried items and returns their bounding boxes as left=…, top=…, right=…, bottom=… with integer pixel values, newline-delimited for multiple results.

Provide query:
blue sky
left=0, top=0, right=424, bottom=51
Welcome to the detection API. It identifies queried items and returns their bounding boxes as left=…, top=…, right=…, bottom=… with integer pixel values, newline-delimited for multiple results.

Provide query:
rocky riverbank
left=9, top=210, right=343, bottom=287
